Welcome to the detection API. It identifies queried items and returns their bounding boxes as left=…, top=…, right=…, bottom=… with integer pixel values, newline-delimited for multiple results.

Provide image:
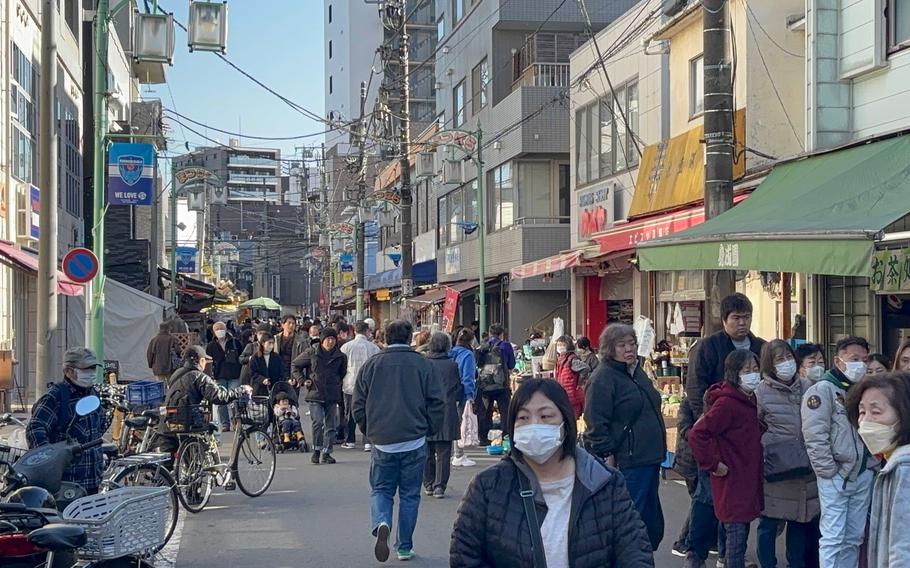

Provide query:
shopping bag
left=458, top=402, right=480, bottom=449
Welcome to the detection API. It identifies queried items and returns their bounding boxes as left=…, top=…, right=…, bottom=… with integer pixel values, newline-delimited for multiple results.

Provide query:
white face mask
left=215, top=329, right=227, bottom=339
left=774, top=360, right=797, bottom=381
left=858, top=420, right=898, bottom=456
left=739, top=372, right=761, bottom=393
left=513, top=423, right=564, bottom=465
left=842, top=360, right=867, bottom=382
left=556, top=346, right=567, bottom=354
left=806, top=365, right=825, bottom=382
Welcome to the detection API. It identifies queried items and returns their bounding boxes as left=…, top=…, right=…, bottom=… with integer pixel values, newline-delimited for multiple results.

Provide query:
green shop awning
left=637, top=134, right=910, bottom=277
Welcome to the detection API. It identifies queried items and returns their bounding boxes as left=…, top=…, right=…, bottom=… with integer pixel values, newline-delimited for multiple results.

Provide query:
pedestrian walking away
left=353, top=320, right=446, bottom=563
left=476, top=323, right=515, bottom=444
left=451, top=378, right=654, bottom=567
left=421, top=332, right=462, bottom=499
left=147, top=322, right=181, bottom=381
left=293, top=327, right=348, bottom=465
left=340, top=321, right=381, bottom=449
left=450, top=327, right=478, bottom=467
left=583, top=323, right=666, bottom=551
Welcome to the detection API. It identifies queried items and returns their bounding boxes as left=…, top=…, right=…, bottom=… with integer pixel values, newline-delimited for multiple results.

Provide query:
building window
left=517, top=162, right=551, bottom=221
left=576, top=79, right=640, bottom=187
left=11, top=43, right=38, bottom=184
left=58, top=94, right=81, bottom=217
left=438, top=194, right=448, bottom=247
left=328, top=40, right=332, bottom=59
left=453, top=0, right=464, bottom=26
left=439, top=181, right=478, bottom=246
left=437, top=13, right=445, bottom=41
left=488, top=162, right=514, bottom=231
left=329, top=75, right=333, bottom=94
left=328, top=4, right=332, bottom=23
left=471, top=58, right=489, bottom=114
left=453, top=80, right=465, bottom=126
left=690, top=55, right=704, bottom=117
left=889, top=0, right=910, bottom=50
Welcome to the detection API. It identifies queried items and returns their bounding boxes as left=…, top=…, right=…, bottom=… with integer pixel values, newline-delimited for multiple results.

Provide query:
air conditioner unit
left=442, top=159, right=464, bottom=185
left=416, top=152, right=436, bottom=178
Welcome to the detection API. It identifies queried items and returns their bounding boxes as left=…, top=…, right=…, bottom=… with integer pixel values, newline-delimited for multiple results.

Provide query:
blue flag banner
left=108, top=143, right=155, bottom=206
left=176, top=247, right=197, bottom=273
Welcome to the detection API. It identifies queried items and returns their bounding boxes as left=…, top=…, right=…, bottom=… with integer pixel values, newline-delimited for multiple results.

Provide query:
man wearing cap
left=158, top=345, right=251, bottom=455
left=292, top=328, right=348, bottom=465
left=26, top=347, right=110, bottom=494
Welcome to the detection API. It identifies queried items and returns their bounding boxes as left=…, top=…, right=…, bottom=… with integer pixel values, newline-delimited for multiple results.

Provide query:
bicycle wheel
left=110, top=463, right=179, bottom=550
left=233, top=427, right=276, bottom=497
left=175, top=438, right=213, bottom=513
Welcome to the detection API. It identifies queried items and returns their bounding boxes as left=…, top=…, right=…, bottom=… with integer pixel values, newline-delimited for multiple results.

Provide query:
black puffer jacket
left=450, top=448, right=654, bottom=568
left=159, top=364, right=243, bottom=435
left=291, top=346, right=347, bottom=404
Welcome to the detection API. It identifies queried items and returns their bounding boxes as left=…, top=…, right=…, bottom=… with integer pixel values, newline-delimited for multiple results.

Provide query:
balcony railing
left=227, top=173, right=279, bottom=185
left=511, top=63, right=570, bottom=90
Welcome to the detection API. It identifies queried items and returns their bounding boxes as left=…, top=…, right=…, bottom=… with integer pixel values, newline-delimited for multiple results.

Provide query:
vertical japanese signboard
left=871, top=249, right=910, bottom=292
left=442, top=288, right=460, bottom=332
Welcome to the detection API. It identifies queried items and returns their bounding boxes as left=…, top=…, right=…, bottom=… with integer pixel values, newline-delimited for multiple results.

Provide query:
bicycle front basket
left=233, top=396, right=270, bottom=426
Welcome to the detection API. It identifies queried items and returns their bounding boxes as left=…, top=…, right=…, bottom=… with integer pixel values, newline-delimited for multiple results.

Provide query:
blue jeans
left=621, top=465, right=664, bottom=550
left=308, top=402, right=337, bottom=455
left=215, top=378, right=240, bottom=426
left=816, top=471, right=873, bottom=568
left=370, top=444, right=427, bottom=552
left=686, top=471, right=725, bottom=560
left=757, top=516, right=819, bottom=568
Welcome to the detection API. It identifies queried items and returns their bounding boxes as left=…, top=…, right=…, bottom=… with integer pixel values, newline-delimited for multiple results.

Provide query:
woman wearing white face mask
left=553, top=336, right=589, bottom=419
left=754, top=340, right=820, bottom=568
left=450, top=379, right=654, bottom=568
left=846, top=373, right=910, bottom=567
left=688, top=350, right=763, bottom=568
left=795, top=343, right=826, bottom=383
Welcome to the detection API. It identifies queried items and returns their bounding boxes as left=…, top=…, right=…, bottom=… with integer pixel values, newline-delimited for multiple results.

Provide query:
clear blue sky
left=143, top=0, right=326, bottom=161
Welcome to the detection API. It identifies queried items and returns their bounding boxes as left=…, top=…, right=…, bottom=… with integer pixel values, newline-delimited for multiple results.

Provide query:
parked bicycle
left=170, top=394, right=276, bottom=513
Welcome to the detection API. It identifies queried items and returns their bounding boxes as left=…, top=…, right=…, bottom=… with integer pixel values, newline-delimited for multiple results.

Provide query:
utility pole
left=37, top=0, right=58, bottom=392
left=703, top=0, right=734, bottom=332
left=320, top=143, right=329, bottom=317
left=397, top=1, right=414, bottom=299
left=355, top=80, right=368, bottom=320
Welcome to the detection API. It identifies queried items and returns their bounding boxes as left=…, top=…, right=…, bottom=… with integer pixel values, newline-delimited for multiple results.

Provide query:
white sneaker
left=364, top=443, right=372, bottom=452
left=341, top=443, right=356, bottom=449
left=460, top=457, right=476, bottom=467
left=451, top=456, right=465, bottom=467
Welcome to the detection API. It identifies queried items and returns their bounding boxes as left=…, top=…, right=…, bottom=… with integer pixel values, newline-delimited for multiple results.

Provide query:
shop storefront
left=637, top=133, right=910, bottom=358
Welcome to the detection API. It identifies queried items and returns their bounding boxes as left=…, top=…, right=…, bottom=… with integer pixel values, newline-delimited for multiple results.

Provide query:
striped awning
left=510, top=250, right=584, bottom=279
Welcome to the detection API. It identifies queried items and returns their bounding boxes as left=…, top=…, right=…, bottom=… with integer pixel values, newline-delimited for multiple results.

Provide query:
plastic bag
left=458, top=402, right=480, bottom=449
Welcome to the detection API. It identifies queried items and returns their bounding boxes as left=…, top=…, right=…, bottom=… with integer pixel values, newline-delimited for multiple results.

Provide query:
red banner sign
left=442, top=288, right=460, bottom=333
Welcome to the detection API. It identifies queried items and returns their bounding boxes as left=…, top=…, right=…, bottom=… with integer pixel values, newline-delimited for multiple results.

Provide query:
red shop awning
left=592, top=194, right=749, bottom=254
left=510, top=250, right=584, bottom=279
left=0, top=240, right=84, bottom=296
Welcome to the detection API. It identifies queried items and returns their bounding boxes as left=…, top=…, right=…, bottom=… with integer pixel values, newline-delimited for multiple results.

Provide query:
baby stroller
left=270, top=381, right=310, bottom=453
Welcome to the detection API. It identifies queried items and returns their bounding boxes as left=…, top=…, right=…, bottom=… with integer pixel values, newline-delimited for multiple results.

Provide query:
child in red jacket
left=689, top=349, right=764, bottom=568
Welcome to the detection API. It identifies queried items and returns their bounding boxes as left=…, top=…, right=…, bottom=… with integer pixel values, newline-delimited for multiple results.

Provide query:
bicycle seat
left=125, top=416, right=149, bottom=430
left=102, top=443, right=120, bottom=459
left=28, top=523, right=87, bottom=551
left=141, top=409, right=162, bottom=419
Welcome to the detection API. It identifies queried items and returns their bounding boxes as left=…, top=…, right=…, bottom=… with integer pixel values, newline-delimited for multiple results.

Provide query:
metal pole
left=170, top=165, right=178, bottom=305
left=91, top=0, right=110, bottom=374
left=37, top=0, right=58, bottom=393
left=476, top=123, right=487, bottom=335
left=398, top=2, right=413, bottom=300
left=149, top=175, right=160, bottom=298
left=356, top=80, right=368, bottom=319
left=703, top=0, right=734, bottom=333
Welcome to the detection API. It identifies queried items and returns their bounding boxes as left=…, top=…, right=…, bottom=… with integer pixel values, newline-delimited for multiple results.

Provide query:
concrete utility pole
left=355, top=81, right=368, bottom=319
left=397, top=0, right=414, bottom=299
left=91, top=0, right=111, bottom=368
left=36, top=0, right=58, bottom=392
left=703, top=0, right=735, bottom=332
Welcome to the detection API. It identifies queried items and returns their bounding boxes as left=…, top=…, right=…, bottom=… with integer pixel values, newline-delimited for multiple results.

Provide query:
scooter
left=0, top=396, right=103, bottom=567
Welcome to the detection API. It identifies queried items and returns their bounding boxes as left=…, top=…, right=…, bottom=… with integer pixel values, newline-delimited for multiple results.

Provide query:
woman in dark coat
left=423, top=332, right=462, bottom=498
left=451, top=378, right=653, bottom=567
left=249, top=333, right=283, bottom=397
left=582, top=323, right=667, bottom=550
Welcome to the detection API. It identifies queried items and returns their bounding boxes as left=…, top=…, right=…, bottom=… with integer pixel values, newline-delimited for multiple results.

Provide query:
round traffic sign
left=62, top=248, right=99, bottom=284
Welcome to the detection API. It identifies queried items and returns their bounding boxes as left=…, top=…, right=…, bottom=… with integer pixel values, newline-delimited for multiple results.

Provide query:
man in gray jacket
left=353, top=320, right=446, bottom=563
left=801, top=336, right=878, bottom=568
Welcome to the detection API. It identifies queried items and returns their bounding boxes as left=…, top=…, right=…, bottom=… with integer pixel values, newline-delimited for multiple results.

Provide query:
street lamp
left=426, top=121, right=488, bottom=334
left=134, top=12, right=176, bottom=63
left=188, top=1, right=229, bottom=53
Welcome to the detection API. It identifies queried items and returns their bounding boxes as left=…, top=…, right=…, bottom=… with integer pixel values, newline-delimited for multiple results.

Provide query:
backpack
left=476, top=340, right=507, bottom=392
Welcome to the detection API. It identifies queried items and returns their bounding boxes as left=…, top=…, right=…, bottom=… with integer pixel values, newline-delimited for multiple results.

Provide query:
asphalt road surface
left=166, top=440, right=702, bottom=567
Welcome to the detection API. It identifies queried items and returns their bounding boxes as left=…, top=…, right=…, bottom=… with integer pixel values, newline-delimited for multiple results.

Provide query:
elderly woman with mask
left=583, top=324, right=666, bottom=551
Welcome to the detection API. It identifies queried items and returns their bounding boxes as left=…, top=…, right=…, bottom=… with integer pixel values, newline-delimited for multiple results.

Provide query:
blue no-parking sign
left=62, top=248, right=98, bottom=284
